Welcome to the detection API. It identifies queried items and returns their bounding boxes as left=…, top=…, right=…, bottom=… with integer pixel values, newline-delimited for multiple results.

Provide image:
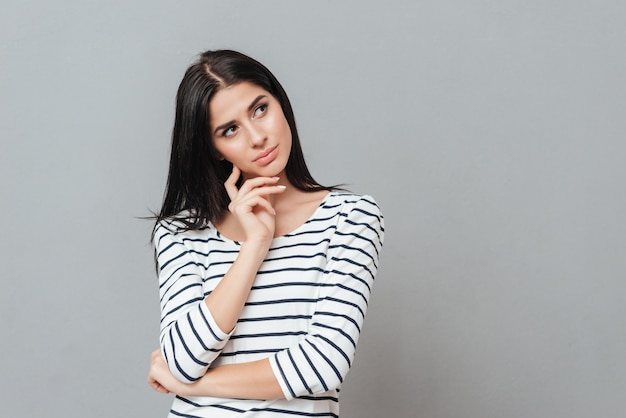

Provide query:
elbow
left=159, top=304, right=230, bottom=383
left=160, top=336, right=211, bottom=384
left=272, top=341, right=355, bottom=399
left=292, top=356, right=350, bottom=398
left=159, top=301, right=231, bottom=382
left=308, top=337, right=355, bottom=393
left=314, top=360, right=351, bottom=394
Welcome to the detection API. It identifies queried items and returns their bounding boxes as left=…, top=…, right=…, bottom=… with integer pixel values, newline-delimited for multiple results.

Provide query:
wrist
left=240, top=238, right=272, bottom=259
left=182, top=381, right=200, bottom=397
left=184, top=370, right=215, bottom=398
left=244, top=229, right=274, bottom=243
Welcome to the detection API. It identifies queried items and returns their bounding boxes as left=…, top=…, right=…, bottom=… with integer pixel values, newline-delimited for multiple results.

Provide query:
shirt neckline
left=210, top=191, right=334, bottom=245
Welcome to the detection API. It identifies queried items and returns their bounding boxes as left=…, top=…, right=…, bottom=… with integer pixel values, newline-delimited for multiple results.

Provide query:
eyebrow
left=213, top=95, right=267, bottom=135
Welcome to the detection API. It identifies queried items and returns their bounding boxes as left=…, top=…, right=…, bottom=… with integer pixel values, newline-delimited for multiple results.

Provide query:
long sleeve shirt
left=154, top=193, right=384, bottom=417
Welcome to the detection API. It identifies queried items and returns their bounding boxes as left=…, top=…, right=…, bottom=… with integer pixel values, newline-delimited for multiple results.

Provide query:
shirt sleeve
left=269, top=195, right=385, bottom=399
left=154, top=222, right=232, bottom=383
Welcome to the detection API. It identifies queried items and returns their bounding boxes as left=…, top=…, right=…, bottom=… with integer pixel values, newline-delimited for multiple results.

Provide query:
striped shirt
left=154, top=192, right=384, bottom=417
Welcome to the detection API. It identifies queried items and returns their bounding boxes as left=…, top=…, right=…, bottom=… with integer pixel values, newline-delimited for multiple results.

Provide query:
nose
left=247, top=123, right=266, bottom=147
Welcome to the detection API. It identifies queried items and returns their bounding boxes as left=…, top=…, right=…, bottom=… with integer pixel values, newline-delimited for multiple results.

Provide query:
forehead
left=209, top=82, right=271, bottom=124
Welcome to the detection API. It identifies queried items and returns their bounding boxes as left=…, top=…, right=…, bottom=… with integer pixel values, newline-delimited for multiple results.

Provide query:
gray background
left=1, top=1, right=625, bottom=417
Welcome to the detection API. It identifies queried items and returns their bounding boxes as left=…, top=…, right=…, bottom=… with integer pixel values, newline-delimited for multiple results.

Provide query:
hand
left=147, top=349, right=193, bottom=396
left=224, top=166, right=286, bottom=243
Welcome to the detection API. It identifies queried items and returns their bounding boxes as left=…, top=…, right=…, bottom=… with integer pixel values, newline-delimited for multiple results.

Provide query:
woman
left=148, top=49, right=384, bottom=417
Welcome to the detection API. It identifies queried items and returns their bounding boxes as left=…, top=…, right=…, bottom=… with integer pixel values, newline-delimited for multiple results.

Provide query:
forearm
left=158, top=235, right=270, bottom=383
left=187, top=358, right=284, bottom=400
left=205, top=239, right=270, bottom=333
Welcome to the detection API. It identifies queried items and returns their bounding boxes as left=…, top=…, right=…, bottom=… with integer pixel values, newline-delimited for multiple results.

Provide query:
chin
left=243, top=168, right=284, bottom=180
left=242, top=156, right=288, bottom=179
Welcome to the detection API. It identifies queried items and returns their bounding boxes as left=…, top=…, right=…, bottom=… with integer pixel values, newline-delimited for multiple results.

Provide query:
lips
left=253, top=146, right=278, bottom=166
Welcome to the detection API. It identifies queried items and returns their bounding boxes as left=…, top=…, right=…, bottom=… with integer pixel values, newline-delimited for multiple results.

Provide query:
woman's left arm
left=269, top=196, right=384, bottom=399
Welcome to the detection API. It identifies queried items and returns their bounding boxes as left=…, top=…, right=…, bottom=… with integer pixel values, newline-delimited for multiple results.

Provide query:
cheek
left=277, top=115, right=292, bottom=141
left=217, top=142, right=247, bottom=164
left=284, top=125, right=293, bottom=148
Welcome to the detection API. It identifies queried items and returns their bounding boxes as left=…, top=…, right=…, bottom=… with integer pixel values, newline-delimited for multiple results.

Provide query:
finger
left=236, top=176, right=280, bottom=196
left=224, top=165, right=241, bottom=201
left=233, top=184, right=286, bottom=208
left=155, top=384, right=170, bottom=394
left=148, top=375, right=170, bottom=394
left=231, top=187, right=287, bottom=215
left=242, top=185, right=287, bottom=200
left=230, top=195, right=275, bottom=216
left=226, top=165, right=241, bottom=184
left=247, top=195, right=277, bottom=216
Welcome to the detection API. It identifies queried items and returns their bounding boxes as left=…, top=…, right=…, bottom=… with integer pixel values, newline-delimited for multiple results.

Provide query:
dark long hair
left=156, top=50, right=330, bottom=231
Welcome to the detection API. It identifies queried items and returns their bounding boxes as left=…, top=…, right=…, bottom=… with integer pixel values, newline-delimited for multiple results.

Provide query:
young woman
left=147, top=49, right=384, bottom=417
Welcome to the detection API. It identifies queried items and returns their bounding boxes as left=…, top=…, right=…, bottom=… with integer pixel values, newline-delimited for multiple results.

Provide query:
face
left=209, top=82, right=292, bottom=180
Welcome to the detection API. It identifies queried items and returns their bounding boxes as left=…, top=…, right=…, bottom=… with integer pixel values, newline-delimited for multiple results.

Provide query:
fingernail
left=277, top=185, right=286, bottom=189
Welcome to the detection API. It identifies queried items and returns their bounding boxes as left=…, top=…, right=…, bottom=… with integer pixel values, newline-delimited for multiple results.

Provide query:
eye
left=253, top=103, right=268, bottom=118
left=222, top=125, right=238, bottom=138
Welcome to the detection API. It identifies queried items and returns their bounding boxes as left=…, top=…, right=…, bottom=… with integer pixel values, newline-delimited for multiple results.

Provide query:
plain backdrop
left=1, top=1, right=625, bottom=417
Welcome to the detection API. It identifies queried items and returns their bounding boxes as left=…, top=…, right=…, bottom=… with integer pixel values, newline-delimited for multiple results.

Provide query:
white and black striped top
left=154, top=192, right=384, bottom=417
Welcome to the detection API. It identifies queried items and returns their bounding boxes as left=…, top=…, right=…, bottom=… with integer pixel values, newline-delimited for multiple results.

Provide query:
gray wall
left=1, top=1, right=625, bottom=417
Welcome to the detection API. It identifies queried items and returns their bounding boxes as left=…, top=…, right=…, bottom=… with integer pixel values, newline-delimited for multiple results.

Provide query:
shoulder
left=325, top=193, right=384, bottom=258
left=324, top=193, right=384, bottom=243
left=325, top=192, right=383, bottom=222
left=153, top=211, right=213, bottom=246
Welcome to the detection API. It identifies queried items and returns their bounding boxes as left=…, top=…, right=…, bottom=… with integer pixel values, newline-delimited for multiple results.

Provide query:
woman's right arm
left=155, top=224, right=232, bottom=384
left=156, top=168, right=285, bottom=384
